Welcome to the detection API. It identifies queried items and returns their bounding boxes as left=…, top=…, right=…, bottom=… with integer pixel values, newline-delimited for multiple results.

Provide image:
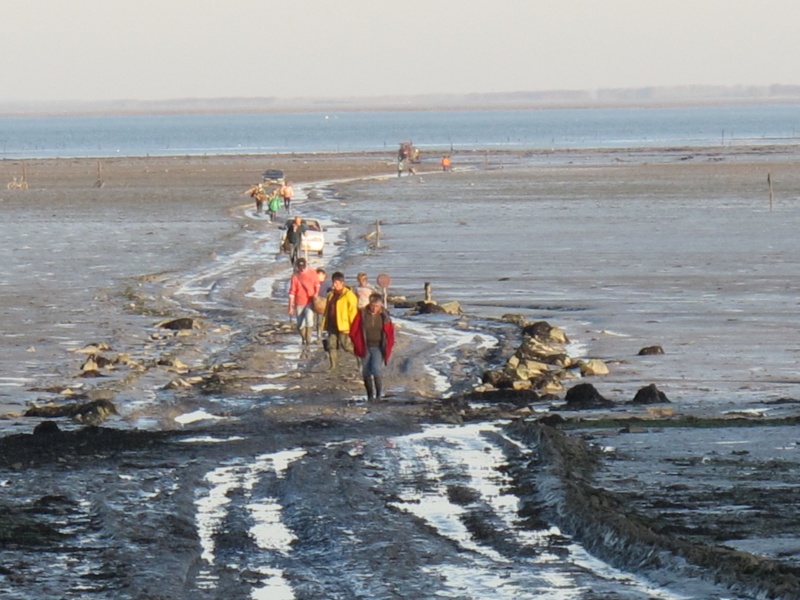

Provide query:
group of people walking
left=246, top=181, right=294, bottom=221
left=288, top=265, right=394, bottom=402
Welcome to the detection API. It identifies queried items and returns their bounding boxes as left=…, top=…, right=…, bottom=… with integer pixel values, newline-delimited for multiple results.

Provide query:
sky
left=2, top=0, right=799, bottom=103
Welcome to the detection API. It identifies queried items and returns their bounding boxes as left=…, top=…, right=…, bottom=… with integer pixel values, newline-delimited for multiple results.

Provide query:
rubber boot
left=374, top=376, right=383, bottom=400
left=364, top=377, right=375, bottom=402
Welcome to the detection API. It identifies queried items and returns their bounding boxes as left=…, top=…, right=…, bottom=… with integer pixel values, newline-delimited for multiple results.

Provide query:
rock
left=72, top=342, right=111, bottom=354
left=630, top=383, right=670, bottom=405
left=531, top=372, right=565, bottom=395
left=481, top=369, right=513, bottom=389
left=438, top=301, right=462, bottom=315
left=158, top=317, right=196, bottom=330
left=563, top=383, right=614, bottom=410
left=512, top=380, right=532, bottom=391
left=25, top=399, right=116, bottom=425
left=522, top=321, right=570, bottom=344
left=416, top=302, right=447, bottom=315
left=578, top=359, right=610, bottom=376
left=501, top=314, right=528, bottom=327
left=638, top=345, right=665, bottom=355
left=157, top=358, right=189, bottom=373
left=33, top=421, right=61, bottom=435
left=72, top=399, right=117, bottom=425
left=80, top=356, right=99, bottom=372
left=538, top=413, right=565, bottom=427
left=645, top=406, right=675, bottom=418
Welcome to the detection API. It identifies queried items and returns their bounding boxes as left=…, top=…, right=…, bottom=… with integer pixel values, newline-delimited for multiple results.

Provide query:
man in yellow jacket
left=321, top=271, right=358, bottom=371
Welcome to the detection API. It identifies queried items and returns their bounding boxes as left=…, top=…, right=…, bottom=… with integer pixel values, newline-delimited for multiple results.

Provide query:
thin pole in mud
left=375, top=220, right=381, bottom=248
left=424, top=282, right=432, bottom=303
left=768, top=171, right=774, bottom=211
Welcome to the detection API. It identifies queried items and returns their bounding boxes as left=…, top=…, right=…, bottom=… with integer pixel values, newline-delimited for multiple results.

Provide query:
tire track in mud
left=189, top=424, right=691, bottom=600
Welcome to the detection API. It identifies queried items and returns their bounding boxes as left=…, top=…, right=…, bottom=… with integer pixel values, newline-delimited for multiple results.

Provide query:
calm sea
left=1, top=104, right=799, bottom=158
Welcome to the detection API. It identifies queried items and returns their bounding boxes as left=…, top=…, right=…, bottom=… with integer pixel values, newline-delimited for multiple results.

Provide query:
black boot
left=364, top=377, right=375, bottom=402
left=373, top=376, right=383, bottom=401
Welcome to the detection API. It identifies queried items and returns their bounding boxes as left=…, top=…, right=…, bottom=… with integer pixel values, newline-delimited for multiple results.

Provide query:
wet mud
left=2, top=150, right=800, bottom=599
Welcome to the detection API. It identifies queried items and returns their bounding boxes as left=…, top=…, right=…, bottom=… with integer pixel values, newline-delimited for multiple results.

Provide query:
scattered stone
left=158, top=317, right=196, bottom=330
left=538, top=413, right=565, bottom=427
left=630, top=383, right=670, bottom=405
left=645, top=406, right=675, bottom=418
left=72, top=342, right=111, bottom=354
left=24, top=399, right=117, bottom=425
left=157, top=358, right=189, bottom=373
left=638, top=345, right=665, bottom=355
left=79, top=370, right=104, bottom=378
left=522, top=321, right=570, bottom=344
left=578, top=359, right=610, bottom=376
left=563, top=383, right=614, bottom=410
left=416, top=302, right=447, bottom=315
left=438, top=301, right=462, bottom=315
left=33, top=421, right=61, bottom=435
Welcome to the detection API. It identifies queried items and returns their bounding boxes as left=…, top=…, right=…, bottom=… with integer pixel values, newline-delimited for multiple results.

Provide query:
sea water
left=1, top=104, right=800, bottom=158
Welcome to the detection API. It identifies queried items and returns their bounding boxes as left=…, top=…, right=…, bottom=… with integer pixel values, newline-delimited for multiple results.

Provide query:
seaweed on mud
left=0, top=506, right=65, bottom=547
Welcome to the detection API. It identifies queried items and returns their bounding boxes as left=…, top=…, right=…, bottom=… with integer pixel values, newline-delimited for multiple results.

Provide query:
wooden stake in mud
left=375, top=220, right=381, bottom=248
left=424, top=282, right=432, bottom=303
left=94, top=160, right=105, bottom=188
left=767, top=171, right=774, bottom=211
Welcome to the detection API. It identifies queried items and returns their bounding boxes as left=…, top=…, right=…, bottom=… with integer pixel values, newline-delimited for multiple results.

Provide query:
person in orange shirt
left=288, top=257, right=320, bottom=345
left=441, top=155, right=452, bottom=172
left=280, top=181, right=294, bottom=211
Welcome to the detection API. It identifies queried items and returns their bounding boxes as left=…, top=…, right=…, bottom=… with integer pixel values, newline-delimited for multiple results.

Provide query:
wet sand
left=2, top=149, right=800, bottom=598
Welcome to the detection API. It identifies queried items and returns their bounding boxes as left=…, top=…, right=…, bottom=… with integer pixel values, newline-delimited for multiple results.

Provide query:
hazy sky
left=3, top=0, right=799, bottom=102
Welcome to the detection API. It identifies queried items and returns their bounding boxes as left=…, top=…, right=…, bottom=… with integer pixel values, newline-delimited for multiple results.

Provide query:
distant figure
left=285, top=216, right=307, bottom=265
left=267, top=190, right=282, bottom=222
left=350, top=293, right=395, bottom=402
left=441, top=155, right=452, bottom=171
left=397, top=160, right=404, bottom=178
left=321, top=272, right=358, bottom=371
left=315, top=268, right=330, bottom=339
left=288, top=257, right=320, bottom=346
left=246, top=183, right=267, bottom=214
left=354, top=272, right=376, bottom=309
left=280, top=181, right=294, bottom=211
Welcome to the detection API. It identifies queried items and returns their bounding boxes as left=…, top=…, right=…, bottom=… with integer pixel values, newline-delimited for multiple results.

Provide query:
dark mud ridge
left=506, top=420, right=800, bottom=600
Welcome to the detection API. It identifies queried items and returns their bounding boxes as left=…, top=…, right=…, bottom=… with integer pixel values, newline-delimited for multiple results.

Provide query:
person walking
left=321, top=271, right=358, bottom=371
left=267, top=190, right=282, bottom=222
left=314, top=268, right=330, bottom=340
left=354, top=272, right=376, bottom=309
left=285, top=216, right=306, bottom=265
left=246, top=183, right=267, bottom=214
left=280, top=181, right=294, bottom=212
left=288, top=257, right=320, bottom=346
left=349, top=293, right=395, bottom=401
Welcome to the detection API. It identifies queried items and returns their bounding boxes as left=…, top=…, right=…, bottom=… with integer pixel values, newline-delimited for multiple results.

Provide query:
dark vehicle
left=262, top=169, right=286, bottom=185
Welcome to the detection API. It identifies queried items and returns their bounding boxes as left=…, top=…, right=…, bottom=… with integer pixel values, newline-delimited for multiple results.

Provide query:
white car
left=280, top=218, right=325, bottom=256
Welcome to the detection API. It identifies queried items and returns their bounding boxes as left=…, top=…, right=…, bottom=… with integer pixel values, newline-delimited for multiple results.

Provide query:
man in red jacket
left=349, top=293, right=395, bottom=401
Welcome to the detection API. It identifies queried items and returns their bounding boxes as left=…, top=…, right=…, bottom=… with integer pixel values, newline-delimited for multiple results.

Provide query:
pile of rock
left=476, top=319, right=609, bottom=397
left=472, top=318, right=670, bottom=411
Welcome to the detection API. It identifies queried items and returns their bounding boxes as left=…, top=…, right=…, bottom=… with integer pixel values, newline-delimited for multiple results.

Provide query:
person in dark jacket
left=349, top=293, right=395, bottom=401
left=285, top=216, right=307, bottom=265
